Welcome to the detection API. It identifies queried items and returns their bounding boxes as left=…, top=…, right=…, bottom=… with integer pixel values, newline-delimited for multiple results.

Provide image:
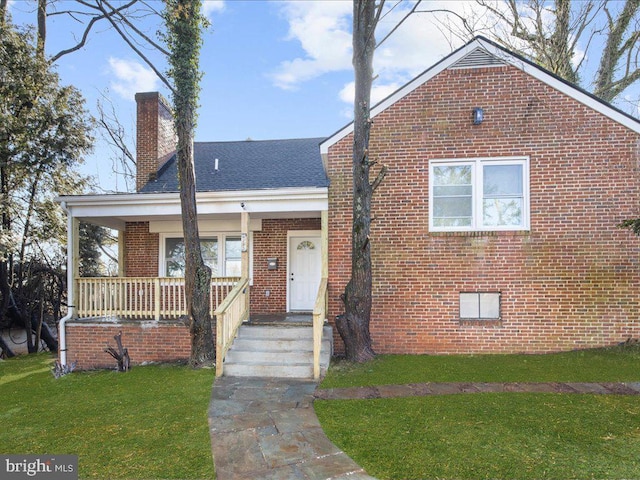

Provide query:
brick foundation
left=64, top=319, right=192, bottom=370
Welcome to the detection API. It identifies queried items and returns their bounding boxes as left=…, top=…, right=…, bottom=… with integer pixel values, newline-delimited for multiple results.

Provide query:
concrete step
left=223, top=362, right=314, bottom=379
left=221, top=323, right=333, bottom=379
left=225, top=348, right=318, bottom=364
left=237, top=324, right=315, bottom=340
left=231, top=337, right=315, bottom=352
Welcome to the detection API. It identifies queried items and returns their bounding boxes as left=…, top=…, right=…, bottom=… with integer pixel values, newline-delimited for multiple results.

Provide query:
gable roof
left=320, top=35, right=640, bottom=154
left=140, top=137, right=329, bottom=193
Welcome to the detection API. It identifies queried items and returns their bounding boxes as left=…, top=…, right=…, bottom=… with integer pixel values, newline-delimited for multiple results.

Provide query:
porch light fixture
left=472, top=107, right=484, bottom=125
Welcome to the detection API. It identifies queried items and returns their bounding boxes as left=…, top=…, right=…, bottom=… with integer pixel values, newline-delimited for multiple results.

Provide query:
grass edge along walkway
left=314, top=380, right=640, bottom=400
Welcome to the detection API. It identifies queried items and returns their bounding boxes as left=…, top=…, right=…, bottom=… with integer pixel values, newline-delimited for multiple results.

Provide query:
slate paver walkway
left=209, top=378, right=640, bottom=480
left=209, top=376, right=376, bottom=480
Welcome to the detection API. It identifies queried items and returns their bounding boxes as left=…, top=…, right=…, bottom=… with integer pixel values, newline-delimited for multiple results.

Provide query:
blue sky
left=8, top=0, right=468, bottom=192
left=7, top=1, right=636, bottom=192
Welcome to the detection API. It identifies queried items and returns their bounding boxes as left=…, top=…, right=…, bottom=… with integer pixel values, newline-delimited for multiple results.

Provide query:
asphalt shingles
left=141, top=138, right=329, bottom=193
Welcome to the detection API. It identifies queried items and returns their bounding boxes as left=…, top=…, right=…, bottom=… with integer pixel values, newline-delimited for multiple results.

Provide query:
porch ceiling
left=57, top=188, right=328, bottom=230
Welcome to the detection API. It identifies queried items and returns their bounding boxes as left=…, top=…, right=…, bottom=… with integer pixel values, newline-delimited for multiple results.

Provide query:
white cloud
left=107, top=57, right=159, bottom=100
left=271, top=1, right=471, bottom=105
left=338, top=80, right=402, bottom=118
left=270, top=1, right=352, bottom=90
left=202, top=0, right=225, bottom=18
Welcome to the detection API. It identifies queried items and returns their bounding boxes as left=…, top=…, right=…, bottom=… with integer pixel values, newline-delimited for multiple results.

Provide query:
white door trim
left=287, top=230, right=322, bottom=312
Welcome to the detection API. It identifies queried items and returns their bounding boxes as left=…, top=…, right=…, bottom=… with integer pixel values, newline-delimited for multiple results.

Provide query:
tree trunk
left=0, top=335, right=15, bottom=358
left=165, top=0, right=214, bottom=367
left=177, top=117, right=214, bottom=367
left=105, top=331, right=130, bottom=372
left=30, top=314, right=58, bottom=352
left=336, top=0, right=380, bottom=363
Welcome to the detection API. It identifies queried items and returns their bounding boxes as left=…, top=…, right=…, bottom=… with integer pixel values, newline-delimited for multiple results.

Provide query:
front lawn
left=0, top=354, right=215, bottom=479
left=320, top=344, right=640, bottom=388
left=315, top=345, right=640, bottom=479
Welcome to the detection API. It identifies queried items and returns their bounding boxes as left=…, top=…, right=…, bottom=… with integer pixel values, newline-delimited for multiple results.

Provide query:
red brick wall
left=135, top=92, right=176, bottom=192
left=251, top=218, right=321, bottom=313
left=124, top=222, right=159, bottom=277
left=65, top=320, right=191, bottom=370
left=328, top=64, right=640, bottom=355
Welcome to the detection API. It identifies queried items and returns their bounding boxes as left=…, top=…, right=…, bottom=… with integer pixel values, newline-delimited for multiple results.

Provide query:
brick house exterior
left=323, top=37, right=640, bottom=355
left=60, top=92, right=328, bottom=369
left=59, top=37, right=640, bottom=369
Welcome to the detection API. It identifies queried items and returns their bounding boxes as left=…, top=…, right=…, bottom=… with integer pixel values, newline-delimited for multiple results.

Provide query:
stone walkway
left=209, top=376, right=376, bottom=480
left=209, top=379, right=640, bottom=480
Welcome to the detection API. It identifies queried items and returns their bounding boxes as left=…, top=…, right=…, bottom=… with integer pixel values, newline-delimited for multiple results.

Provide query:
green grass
left=315, top=394, right=640, bottom=480
left=316, top=345, right=640, bottom=479
left=0, top=354, right=215, bottom=479
left=320, top=344, right=640, bottom=388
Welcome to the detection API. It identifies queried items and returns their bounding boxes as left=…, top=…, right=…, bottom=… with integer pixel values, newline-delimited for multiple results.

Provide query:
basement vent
left=449, top=47, right=506, bottom=70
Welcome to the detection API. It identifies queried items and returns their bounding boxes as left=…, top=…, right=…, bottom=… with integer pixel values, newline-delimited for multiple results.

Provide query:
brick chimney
left=135, top=92, right=176, bottom=191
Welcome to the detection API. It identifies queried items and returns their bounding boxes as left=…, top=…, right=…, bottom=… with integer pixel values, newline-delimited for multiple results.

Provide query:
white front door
left=288, top=234, right=322, bottom=311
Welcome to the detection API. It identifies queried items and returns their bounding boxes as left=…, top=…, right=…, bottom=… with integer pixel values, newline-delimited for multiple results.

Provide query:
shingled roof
left=140, top=137, right=329, bottom=193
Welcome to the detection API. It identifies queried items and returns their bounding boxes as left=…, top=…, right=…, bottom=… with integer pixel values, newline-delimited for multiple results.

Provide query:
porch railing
left=214, top=277, right=250, bottom=377
left=312, top=277, right=328, bottom=380
left=75, top=277, right=240, bottom=320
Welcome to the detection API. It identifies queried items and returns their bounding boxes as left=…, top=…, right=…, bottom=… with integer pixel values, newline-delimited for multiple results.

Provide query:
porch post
left=321, top=210, right=328, bottom=279
left=321, top=209, right=328, bottom=309
left=241, top=211, right=250, bottom=314
left=70, top=217, right=80, bottom=316
left=118, top=230, right=125, bottom=277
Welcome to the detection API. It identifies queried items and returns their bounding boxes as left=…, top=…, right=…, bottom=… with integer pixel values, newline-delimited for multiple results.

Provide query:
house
left=57, top=36, right=640, bottom=375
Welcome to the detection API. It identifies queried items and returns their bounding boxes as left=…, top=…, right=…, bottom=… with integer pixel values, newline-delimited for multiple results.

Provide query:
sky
left=6, top=0, right=634, bottom=193
left=5, top=0, right=479, bottom=192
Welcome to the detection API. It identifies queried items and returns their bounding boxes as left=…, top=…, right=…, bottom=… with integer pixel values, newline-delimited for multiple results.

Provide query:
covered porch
left=58, top=188, right=329, bottom=377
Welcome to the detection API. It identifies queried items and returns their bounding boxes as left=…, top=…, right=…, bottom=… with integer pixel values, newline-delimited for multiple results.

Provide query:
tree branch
left=377, top=0, right=420, bottom=49
left=94, top=0, right=174, bottom=93
left=370, top=164, right=387, bottom=192
left=50, top=0, right=139, bottom=63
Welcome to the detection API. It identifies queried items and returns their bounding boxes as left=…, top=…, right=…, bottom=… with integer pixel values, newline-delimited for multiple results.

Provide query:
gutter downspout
left=59, top=202, right=75, bottom=366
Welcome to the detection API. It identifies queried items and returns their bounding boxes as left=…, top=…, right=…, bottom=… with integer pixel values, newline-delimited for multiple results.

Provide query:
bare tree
left=28, top=0, right=215, bottom=364
left=163, top=0, right=214, bottom=367
left=96, top=92, right=136, bottom=192
left=440, top=0, right=640, bottom=104
left=336, top=0, right=387, bottom=362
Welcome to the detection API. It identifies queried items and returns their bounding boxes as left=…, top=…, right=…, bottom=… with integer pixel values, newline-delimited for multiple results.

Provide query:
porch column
left=321, top=210, right=328, bottom=279
left=241, top=211, right=250, bottom=314
left=70, top=216, right=80, bottom=317
left=118, top=230, right=125, bottom=277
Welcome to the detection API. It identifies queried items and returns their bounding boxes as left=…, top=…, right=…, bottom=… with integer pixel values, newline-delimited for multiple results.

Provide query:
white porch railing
left=214, top=277, right=250, bottom=377
left=75, top=277, right=240, bottom=320
left=312, top=277, right=328, bottom=380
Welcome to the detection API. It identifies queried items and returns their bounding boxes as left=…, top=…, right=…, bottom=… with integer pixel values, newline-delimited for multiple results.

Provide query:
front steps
left=222, top=323, right=333, bottom=379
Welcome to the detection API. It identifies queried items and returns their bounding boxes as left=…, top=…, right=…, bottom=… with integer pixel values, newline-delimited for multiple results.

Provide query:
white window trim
left=429, top=156, right=530, bottom=232
left=159, top=232, right=253, bottom=282
left=460, top=292, right=501, bottom=320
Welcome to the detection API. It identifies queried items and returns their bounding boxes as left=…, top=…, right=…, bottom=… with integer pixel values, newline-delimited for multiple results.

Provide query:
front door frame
left=287, top=230, right=322, bottom=312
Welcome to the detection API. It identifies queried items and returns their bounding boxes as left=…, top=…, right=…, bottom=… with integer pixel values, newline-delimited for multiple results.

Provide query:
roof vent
left=449, top=47, right=506, bottom=70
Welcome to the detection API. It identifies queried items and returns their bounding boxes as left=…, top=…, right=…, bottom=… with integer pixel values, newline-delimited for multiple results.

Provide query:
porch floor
left=248, top=313, right=312, bottom=325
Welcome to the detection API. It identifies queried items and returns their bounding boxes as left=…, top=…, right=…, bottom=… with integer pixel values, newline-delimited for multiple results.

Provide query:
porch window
left=224, top=237, right=242, bottom=277
left=165, top=238, right=218, bottom=277
left=429, top=157, right=529, bottom=231
left=161, top=233, right=252, bottom=279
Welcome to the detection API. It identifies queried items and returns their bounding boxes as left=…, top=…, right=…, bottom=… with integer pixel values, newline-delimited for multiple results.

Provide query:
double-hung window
left=429, top=157, right=529, bottom=232
left=163, top=235, right=244, bottom=277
